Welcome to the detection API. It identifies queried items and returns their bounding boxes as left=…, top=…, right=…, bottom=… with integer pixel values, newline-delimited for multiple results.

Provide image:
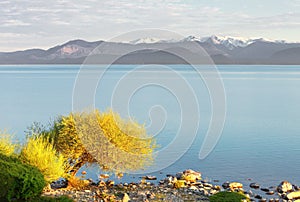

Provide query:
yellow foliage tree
left=41, top=109, right=156, bottom=176
left=20, top=136, right=65, bottom=182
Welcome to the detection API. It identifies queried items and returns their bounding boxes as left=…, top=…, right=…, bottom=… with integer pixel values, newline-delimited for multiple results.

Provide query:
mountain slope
left=0, top=36, right=299, bottom=64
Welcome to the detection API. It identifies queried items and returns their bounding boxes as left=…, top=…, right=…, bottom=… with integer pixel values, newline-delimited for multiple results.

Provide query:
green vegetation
left=0, top=154, right=46, bottom=201
left=209, top=191, right=250, bottom=202
left=0, top=109, right=156, bottom=200
left=20, top=136, right=65, bottom=182
left=26, top=196, right=74, bottom=202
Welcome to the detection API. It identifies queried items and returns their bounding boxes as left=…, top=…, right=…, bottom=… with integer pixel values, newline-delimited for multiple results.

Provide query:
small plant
left=20, top=136, right=65, bottom=182
left=0, top=154, right=46, bottom=201
left=0, top=132, right=16, bottom=156
left=209, top=191, right=250, bottom=202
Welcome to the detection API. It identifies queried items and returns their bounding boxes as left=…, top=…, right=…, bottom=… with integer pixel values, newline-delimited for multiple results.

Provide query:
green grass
left=209, top=191, right=250, bottom=202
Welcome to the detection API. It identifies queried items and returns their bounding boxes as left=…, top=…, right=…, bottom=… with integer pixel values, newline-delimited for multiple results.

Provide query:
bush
left=0, top=154, right=46, bottom=201
left=0, top=133, right=16, bottom=156
left=209, top=191, right=250, bottom=202
left=20, top=136, right=65, bottom=182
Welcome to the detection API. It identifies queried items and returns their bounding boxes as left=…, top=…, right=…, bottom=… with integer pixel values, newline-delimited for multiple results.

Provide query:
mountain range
left=0, top=35, right=300, bottom=65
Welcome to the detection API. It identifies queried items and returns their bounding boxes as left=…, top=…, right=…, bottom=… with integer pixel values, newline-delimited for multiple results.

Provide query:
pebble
left=266, top=191, right=275, bottom=195
left=144, top=175, right=157, bottom=180
left=261, top=188, right=270, bottom=192
left=222, top=181, right=230, bottom=189
left=250, top=182, right=260, bottom=189
left=255, top=194, right=263, bottom=199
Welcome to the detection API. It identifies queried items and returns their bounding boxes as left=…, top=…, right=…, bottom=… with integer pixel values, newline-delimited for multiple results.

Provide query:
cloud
left=0, top=0, right=299, bottom=51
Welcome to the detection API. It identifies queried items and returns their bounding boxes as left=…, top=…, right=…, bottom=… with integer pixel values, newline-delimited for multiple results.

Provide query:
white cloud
left=0, top=0, right=299, bottom=51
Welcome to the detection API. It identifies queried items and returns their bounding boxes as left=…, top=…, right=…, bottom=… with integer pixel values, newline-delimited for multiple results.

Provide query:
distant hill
left=0, top=36, right=299, bottom=65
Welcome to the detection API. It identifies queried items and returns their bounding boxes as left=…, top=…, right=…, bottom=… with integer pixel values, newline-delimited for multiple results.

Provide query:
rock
left=107, top=180, right=114, bottom=187
left=122, top=193, right=130, bottom=202
left=210, top=189, right=218, bottom=195
left=259, top=199, right=267, bottom=202
left=268, top=199, right=275, bottom=202
left=222, top=182, right=230, bottom=189
left=81, top=171, right=87, bottom=175
left=287, top=191, right=300, bottom=200
left=278, top=181, right=293, bottom=193
left=250, top=182, right=260, bottom=189
left=261, top=188, right=270, bottom=192
left=99, top=174, right=109, bottom=179
left=117, top=172, right=124, bottom=179
left=266, top=191, right=275, bottom=195
left=159, top=180, right=165, bottom=184
left=189, top=186, right=198, bottom=191
left=98, top=180, right=106, bottom=187
left=203, top=183, right=213, bottom=188
left=254, top=194, right=262, bottom=199
left=214, top=185, right=221, bottom=190
left=175, top=172, right=184, bottom=179
left=182, top=169, right=201, bottom=183
left=144, top=175, right=157, bottom=180
left=174, top=180, right=186, bottom=188
left=146, top=192, right=155, bottom=199
left=229, top=182, right=243, bottom=190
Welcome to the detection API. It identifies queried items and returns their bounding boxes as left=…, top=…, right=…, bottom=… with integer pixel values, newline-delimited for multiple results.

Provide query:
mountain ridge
left=0, top=35, right=299, bottom=65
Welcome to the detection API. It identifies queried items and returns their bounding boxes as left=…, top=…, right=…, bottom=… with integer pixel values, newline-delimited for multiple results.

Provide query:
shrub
left=0, top=154, right=46, bottom=201
left=20, top=136, right=65, bottom=182
left=0, top=133, right=16, bottom=156
left=209, top=191, right=250, bottom=202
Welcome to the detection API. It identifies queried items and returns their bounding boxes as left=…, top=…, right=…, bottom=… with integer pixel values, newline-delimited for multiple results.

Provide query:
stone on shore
left=250, top=182, right=260, bottom=189
left=287, top=191, right=300, bottom=200
left=174, top=180, right=186, bottom=188
left=122, top=193, right=130, bottom=202
left=144, top=175, right=157, bottom=180
left=182, top=169, right=201, bottom=183
left=278, top=181, right=293, bottom=193
left=99, top=174, right=110, bottom=179
left=229, top=182, right=243, bottom=190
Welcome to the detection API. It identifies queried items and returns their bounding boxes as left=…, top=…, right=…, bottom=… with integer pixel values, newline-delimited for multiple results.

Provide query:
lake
left=1, top=65, right=300, bottom=188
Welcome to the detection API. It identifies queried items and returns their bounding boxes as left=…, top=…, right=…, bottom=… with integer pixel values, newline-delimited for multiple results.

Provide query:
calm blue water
left=1, top=65, right=300, bottom=188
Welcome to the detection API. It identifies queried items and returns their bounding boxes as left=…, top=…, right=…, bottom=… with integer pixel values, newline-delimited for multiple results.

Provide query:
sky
left=1, top=0, right=300, bottom=51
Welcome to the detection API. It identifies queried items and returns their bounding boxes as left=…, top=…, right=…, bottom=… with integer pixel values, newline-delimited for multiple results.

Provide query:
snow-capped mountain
left=181, top=35, right=286, bottom=50
left=181, top=35, right=202, bottom=42
left=204, top=35, right=257, bottom=50
left=129, top=37, right=163, bottom=44
left=1, top=35, right=300, bottom=64
left=129, top=35, right=280, bottom=50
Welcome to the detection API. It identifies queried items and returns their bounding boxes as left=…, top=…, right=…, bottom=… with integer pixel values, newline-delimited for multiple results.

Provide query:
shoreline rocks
left=45, top=170, right=300, bottom=202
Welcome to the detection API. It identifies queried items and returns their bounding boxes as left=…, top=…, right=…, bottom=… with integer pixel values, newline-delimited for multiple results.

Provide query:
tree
left=28, top=109, right=156, bottom=177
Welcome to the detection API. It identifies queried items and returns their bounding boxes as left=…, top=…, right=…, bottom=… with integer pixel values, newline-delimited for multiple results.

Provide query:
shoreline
left=43, top=169, right=300, bottom=202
